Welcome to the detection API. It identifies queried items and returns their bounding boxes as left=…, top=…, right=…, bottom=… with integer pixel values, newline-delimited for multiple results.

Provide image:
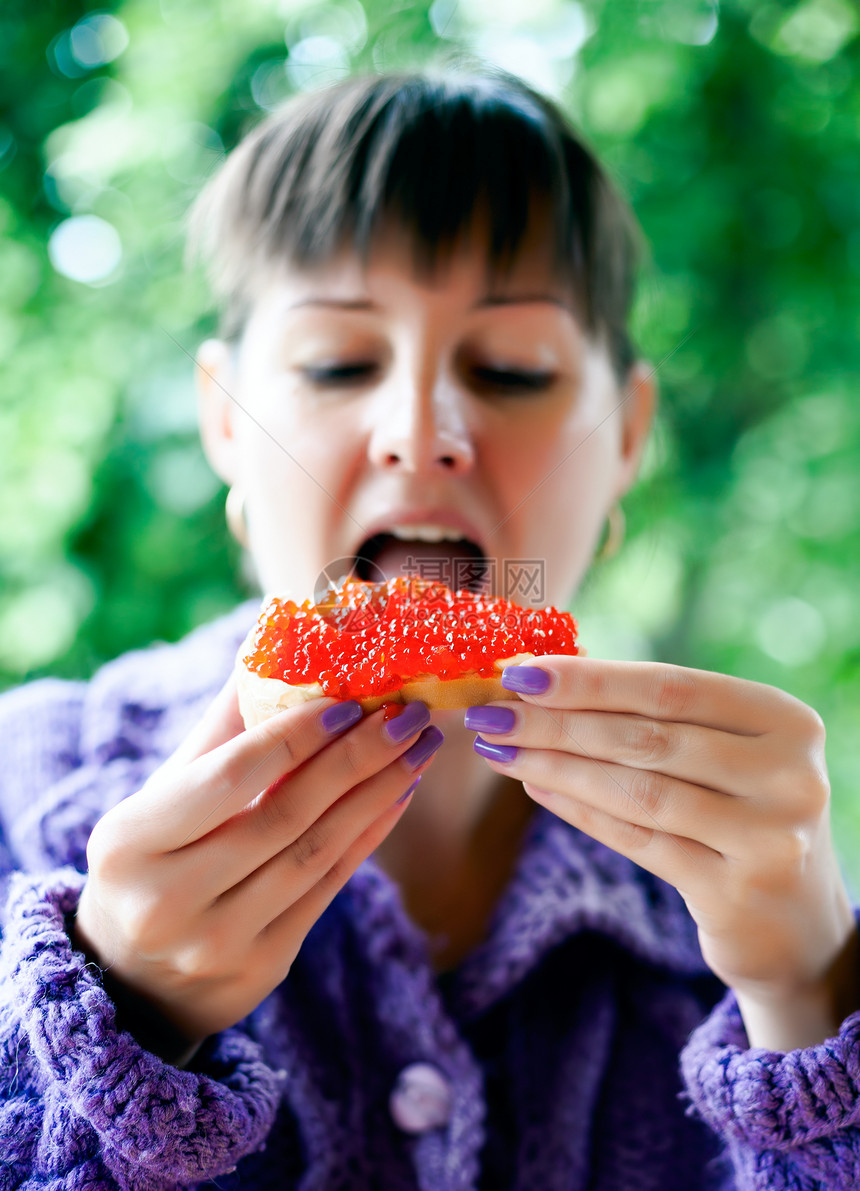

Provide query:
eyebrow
left=287, top=294, right=570, bottom=312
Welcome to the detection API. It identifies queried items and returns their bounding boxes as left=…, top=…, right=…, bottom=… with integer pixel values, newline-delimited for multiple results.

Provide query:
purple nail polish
left=473, top=737, right=519, bottom=764
left=464, top=705, right=516, bottom=734
left=396, top=775, right=422, bottom=805
left=384, top=701, right=431, bottom=744
left=321, top=700, right=363, bottom=734
left=402, top=725, right=444, bottom=770
left=501, top=665, right=552, bottom=695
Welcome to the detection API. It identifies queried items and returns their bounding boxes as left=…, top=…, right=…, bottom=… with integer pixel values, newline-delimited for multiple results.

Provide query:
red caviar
left=244, top=576, right=579, bottom=700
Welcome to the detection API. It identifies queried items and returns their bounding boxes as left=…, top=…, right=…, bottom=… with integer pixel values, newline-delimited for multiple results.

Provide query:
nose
left=366, top=362, right=475, bottom=475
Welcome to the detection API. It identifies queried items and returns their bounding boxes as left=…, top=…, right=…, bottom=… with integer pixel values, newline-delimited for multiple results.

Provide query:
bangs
left=186, top=67, right=638, bottom=376
left=294, top=76, right=575, bottom=288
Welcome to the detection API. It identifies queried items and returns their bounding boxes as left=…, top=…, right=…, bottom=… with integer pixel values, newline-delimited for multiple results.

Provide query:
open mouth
left=353, top=531, right=491, bottom=593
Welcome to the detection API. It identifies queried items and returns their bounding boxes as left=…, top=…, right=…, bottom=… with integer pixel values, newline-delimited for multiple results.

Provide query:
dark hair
left=185, top=61, right=640, bottom=380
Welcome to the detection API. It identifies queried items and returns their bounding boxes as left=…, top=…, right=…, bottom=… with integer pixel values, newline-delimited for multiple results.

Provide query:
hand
left=464, top=658, right=859, bottom=1046
left=73, top=677, right=442, bottom=1057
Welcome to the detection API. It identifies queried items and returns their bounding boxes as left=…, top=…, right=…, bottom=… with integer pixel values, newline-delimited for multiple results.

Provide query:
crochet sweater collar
left=350, top=803, right=712, bottom=1023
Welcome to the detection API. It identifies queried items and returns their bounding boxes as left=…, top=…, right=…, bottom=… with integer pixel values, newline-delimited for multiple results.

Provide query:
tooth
left=389, top=524, right=469, bottom=543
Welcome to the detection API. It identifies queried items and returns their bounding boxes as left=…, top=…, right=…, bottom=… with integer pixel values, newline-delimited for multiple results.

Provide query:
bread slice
left=235, top=619, right=535, bottom=727
left=235, top=577, right=578, bottom=728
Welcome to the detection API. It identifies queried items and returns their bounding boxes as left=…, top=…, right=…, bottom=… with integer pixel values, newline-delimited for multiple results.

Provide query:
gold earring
left=225, top=486, right=249, bottom=549
left=597, top=504, right=625, bottom=561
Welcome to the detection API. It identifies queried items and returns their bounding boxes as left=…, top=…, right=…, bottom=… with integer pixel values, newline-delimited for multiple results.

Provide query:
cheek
left=234, top=381, right=350, bottom=493
left=231, top=391, right=354, bottom=593
left=552, top=410, right=623, bottom=522
left=497, top=413, right=621, bottom=601
left=494, top=400, right=620, bottom=505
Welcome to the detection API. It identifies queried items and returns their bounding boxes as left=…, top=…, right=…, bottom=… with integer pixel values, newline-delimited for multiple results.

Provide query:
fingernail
left=402, top=725, right=445, bottom=770
left=321, top=700, right=363, bottom=734
left=384, top=701, right=431, bottom=744
left=396, top=774, right=422, bottom=805
left=473, top=737, right=519, bottom=764
left=501, top=665, right=552, bottom=695
left=464, top=705, right=516, bottom=734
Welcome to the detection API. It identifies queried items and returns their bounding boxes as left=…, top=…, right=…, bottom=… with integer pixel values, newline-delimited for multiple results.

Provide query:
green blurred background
left=1, top=0, right=859, bottom=886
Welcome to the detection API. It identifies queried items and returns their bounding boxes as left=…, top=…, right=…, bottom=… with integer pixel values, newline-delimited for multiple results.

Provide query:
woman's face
left=196, top=218, right=654, bottom=607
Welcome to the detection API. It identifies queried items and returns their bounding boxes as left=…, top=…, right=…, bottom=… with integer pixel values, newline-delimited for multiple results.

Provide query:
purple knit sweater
left=2, top=605, right=860, bottom=1189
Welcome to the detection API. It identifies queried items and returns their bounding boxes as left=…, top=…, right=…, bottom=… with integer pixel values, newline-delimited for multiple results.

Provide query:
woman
left=1, top=65, right=859, bottom=1189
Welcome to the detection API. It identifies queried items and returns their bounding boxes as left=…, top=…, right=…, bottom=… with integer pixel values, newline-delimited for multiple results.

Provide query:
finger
left=211, top=741, right=432, bottom=937
left=501, top=657, right=799, bottom=735
left=469, top=706, right=768, bottom=799
left=521, top=779, right=723, bottom=902
left=126, top=695, right=355, bottom=850
left=477, top=741, right=750, bottom=855
left=181, top=711, right=443, bottom=899
left=249, top=790, right=418, bottom=979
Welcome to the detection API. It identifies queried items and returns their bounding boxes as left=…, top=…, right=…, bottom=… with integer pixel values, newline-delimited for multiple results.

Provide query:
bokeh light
left=47, top=214, right=122, bottom=283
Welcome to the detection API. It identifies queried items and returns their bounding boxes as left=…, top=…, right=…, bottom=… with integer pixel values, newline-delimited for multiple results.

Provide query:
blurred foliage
left=1, top=0, right=859, bottom=884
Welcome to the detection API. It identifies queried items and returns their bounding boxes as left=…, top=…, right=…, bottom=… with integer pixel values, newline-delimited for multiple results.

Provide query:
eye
left=300, top=362, right=378, bottom=387
left=470, top=365, right=555, bottom=393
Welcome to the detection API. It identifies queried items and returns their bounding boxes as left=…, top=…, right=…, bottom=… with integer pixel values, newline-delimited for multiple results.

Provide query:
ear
left=615, top=359, right=657, bottom=498
left=195, top=338, right=239, bottom=486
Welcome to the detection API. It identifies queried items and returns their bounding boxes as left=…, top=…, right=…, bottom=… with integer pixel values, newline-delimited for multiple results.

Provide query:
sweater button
left=389, top=1062, right=453, bottom=1133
